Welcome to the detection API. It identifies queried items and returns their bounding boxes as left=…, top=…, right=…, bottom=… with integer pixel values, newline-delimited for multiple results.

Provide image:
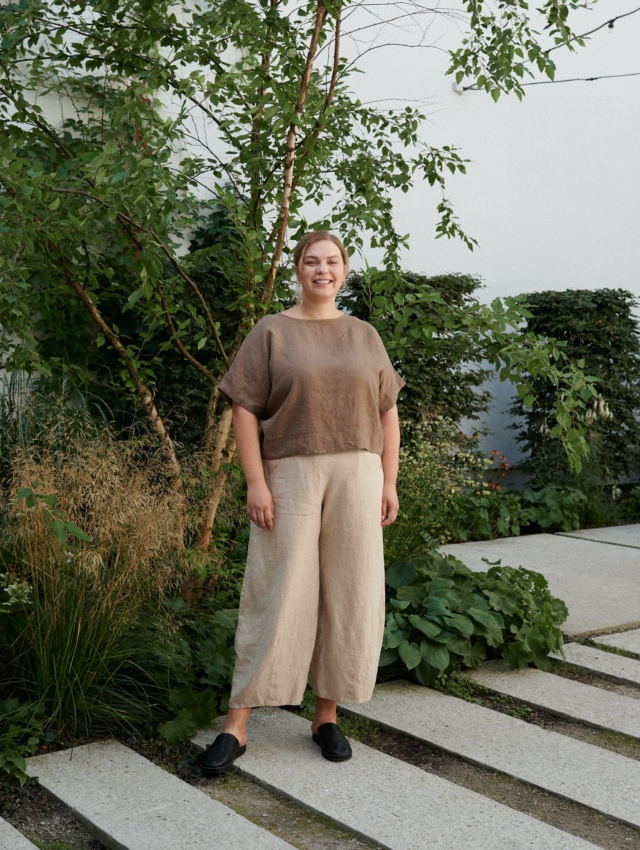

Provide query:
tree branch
left=259, top=1, right=329, bottom=309
left=155, top=281, right=217, bottom=385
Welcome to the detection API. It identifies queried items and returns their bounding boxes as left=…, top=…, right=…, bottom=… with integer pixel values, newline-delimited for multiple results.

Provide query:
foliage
left=380, top=551, right=568, bottom=685
left=383, top=416, right=493, bottom=559
left=339, top=272, right=491, bottom=423
left=0, top=1, right=600, bottom=547
left=157, top=600, right=238, bottom=744
left=0, top=698, right=52, bottom=786
left=511, top=289, right=640, bottom=484
left=0, top=394, right=243, bottom=781
left=451, top=483, right=587, bottom=541
left=342, top=267, right=597, bottom=470
left=449, top=0, right=593, bottom=101
left=384, top=417, right=589, bottom=558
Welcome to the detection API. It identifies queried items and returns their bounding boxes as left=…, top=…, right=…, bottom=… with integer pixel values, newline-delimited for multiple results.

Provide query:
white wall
left=343, top=1, right=640, bottom=462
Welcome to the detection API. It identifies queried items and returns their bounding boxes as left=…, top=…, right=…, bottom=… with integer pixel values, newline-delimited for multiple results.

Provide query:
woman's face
left=296, top=240, right=346, bottom=305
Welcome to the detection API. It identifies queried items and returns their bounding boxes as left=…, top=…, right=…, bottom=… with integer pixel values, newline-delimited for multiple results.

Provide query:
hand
left=247, top=481, right=275, bottom=530
left=381, top=481, right=399, bottom=527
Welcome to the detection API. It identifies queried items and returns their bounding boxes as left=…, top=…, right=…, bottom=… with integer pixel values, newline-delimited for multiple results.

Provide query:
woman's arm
left=380, top=404, right=400, bottom=527
left=232, top=401, right=275, bottom=530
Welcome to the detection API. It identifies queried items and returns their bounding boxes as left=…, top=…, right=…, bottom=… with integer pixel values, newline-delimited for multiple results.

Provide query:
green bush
left=380, top=551, right=568, bottom=685
left=450, top=483, right=586, bottom=541
left=511, top=289, right=640, bottom=485
left=0, top=698, right=52, bottom=786
left=339, top=272, right=491, bottom=424
left=157, top=600, right=237, bottom=744
left=383, top=416, right=493, bottom=559
left=385, top=417, right=588, bottom=552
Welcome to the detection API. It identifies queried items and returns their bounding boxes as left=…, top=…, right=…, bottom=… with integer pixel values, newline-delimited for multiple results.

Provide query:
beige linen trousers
left=229, top=449, right=385, bottom=708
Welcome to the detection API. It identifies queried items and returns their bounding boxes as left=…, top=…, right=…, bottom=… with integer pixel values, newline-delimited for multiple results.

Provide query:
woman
left=199, top=231, right=404, bottom=774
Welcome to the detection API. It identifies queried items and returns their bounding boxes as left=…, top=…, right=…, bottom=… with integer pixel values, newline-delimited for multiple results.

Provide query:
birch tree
left=0, top=1, right=597, bottom=550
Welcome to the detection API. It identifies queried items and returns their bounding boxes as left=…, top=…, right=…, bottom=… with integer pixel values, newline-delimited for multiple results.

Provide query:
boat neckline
left=278, top=312, right=349, bottom=321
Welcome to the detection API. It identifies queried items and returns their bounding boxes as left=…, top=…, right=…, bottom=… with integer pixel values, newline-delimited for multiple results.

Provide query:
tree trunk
left=197, top=406, right=235, bottom=550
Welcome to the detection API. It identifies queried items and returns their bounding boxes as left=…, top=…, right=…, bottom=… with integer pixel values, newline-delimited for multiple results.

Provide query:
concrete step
left=552, top=642, right=640, bottom=687
left=193, top=708, right=601, bottom=850
left=596, top=628, right=640, bottom=656
left=557, top=523, right=640, bottom=549
left=440, top=533, right=640, bottom=635
left=25, top=740, right=295, bottom=850
left=342, top=681, right=640, bottom=829
left=0, top=818, right=39, bottom=850
left=467, top=659, right=640, bottom=739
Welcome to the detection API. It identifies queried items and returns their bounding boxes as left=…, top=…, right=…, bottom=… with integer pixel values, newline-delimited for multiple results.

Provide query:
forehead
left=302, top=240, right=343, bottom=260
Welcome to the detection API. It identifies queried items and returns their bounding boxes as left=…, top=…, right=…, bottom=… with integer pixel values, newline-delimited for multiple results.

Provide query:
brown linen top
left=217, top=312, right=405, bottom=459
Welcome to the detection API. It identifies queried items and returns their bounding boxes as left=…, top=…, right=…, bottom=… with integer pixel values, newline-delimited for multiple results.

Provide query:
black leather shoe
left=198, top=732, right=246, bottom=776
left=312, top=722, right=352, bottom=762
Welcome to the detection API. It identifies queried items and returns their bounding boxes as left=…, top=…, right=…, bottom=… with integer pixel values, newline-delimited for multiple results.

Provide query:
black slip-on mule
left=312, top=722, right=352, bottom=762
left=198, top=732, right=246, bottom=776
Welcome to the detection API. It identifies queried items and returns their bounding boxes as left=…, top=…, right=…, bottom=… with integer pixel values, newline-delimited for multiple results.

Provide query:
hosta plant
left=380, top=551, right=568, bottom=685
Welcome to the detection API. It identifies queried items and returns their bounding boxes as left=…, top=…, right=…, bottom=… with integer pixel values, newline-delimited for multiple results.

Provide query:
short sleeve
left=217, top=320, right=271, bottom=416
left=377, top=333, right=405, bottom=413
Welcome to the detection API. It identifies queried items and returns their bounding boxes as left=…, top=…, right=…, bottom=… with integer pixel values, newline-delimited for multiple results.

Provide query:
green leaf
left=378, top=648, right=399, bottom=667
left=442, top=613, right=475, bottom=638
left=408, top=615, right=441, bottom=638
left=386, top=560, right=416, bottom=589
left=420, top=641, right=450, bottom=672
left=462, top=642, right=486, bottom=668
left=398, top=640, right=422, bottom=670
left=468, top=608, right=503, bottom=631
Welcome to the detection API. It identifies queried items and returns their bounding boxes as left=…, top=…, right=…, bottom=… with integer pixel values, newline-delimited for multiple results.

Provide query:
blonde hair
left=292, top=231, right=349, bottom=271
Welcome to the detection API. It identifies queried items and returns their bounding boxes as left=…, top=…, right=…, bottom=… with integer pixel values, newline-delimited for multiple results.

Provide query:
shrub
left=380, top=551, right=568, bottom=686
left=511, top=289, right=640, bottom=485
left=156, top=599, right=238, bottom=744
left=0, top=698, right=52, bottom=786
left=339, top=272, right=491, bottom=424
left=0, top=394, right=246, bottom=783
left=383, top=417, right=493, bottom=560
left=450, top=483, right=586, bottom=541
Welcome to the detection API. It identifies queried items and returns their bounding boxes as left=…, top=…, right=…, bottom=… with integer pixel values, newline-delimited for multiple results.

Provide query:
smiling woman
left=198, top=231, right=404, bottom=775
left=290, top=231, right=349, bottom=317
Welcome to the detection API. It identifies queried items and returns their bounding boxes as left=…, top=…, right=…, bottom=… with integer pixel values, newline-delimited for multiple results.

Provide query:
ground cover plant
left=380, top=551, right=568, bottom=686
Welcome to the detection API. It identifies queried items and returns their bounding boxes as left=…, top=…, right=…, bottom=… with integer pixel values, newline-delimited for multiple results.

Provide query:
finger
left=266, top=496, right=276, bottom=530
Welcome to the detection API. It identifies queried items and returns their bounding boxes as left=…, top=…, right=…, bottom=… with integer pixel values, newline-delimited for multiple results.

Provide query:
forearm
left=380, top=405, right=400, bottom=484
left=232, top=402, right=265, bottom=485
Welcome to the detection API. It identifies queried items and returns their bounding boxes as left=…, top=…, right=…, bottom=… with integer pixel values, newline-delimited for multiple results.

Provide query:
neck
left=297, top=300, right=341, bottom=320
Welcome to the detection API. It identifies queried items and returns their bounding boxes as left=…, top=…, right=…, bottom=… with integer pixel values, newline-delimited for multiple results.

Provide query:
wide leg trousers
left=229, top=449, right=385, bottom=708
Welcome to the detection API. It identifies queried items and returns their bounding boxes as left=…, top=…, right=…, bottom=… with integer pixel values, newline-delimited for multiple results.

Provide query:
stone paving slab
left=342, top=681, right=640, bottom=829
left=0, top=818, right=39, bottom=850
left=193, top=709, right=601, bottom=850
left=551, top=643, right=640, bottom=687
left=467, top=660, right=640, bottom=739
left=25, top=740, right=294, bottom=850
left=596, top=628, right=640, bottom=655
left=558, top=524, right=640, bottom=549
left=440, top=533, right=640, bottom=635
